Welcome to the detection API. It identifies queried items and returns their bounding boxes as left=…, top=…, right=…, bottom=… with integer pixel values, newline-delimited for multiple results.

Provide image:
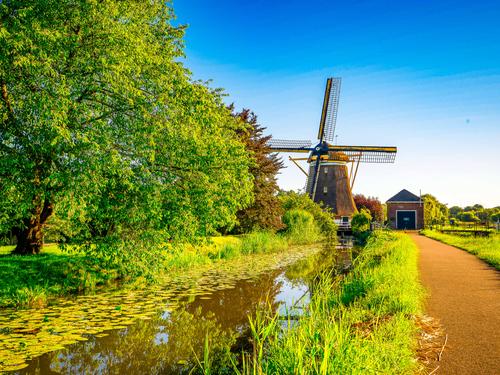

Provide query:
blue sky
left=174, top=0, right=500, bottom=207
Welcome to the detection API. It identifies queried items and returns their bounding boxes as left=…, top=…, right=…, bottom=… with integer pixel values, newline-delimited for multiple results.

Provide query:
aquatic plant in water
left=0, top=245, right=321, bottom=372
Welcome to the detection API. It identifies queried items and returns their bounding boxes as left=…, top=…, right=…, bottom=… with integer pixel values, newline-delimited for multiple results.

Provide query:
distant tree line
left=423, top=195, right=499, bottom=227
left=448, top=204, right=500, bottom=225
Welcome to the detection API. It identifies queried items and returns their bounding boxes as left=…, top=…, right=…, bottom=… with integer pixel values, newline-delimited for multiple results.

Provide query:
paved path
left=410, top=234, right=500, bottom=374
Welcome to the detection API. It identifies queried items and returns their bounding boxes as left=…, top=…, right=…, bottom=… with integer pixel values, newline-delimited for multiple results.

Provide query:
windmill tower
left=268, top=77, right=397, bottom=218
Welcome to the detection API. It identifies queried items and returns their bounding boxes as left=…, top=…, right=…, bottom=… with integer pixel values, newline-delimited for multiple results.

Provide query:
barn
left=386, top=189, right=424, bottom=230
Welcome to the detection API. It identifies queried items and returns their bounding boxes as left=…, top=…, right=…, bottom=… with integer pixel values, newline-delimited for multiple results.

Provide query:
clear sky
left=174, top=0, right=500, bottom=208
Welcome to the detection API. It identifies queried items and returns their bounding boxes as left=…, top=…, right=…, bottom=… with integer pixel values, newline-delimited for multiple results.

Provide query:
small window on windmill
left=323, top=186, right=328, bottom=194
left=324, top=167, right=328, bottom=174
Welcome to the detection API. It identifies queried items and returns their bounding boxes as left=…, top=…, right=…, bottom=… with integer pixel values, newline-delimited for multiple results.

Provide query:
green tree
left=457, top=211, right=480, bottom=223
left=0, top=0, right=253, bottom=256
left=229, top=108, right=284, bottom=233
left=449, top=206, right=462, bottom=218
left=476, top=209, right=489, bottom=223
left=422, top=194, right=448, bottom=228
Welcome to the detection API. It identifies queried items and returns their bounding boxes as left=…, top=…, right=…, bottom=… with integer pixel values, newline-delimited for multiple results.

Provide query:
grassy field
left=0, top=230, right=322, bottom=309
left=237, top=232, right=424, bottom=374
left=0, top=243, right=123, bottom=309
left=421, top=230, right=500, bottom=270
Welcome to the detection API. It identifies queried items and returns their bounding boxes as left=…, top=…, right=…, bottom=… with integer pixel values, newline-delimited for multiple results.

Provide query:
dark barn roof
left=387, top=189, right=422, bottom=203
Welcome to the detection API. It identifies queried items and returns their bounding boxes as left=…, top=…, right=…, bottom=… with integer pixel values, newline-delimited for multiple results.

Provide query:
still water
left=3, top=246, right=351, bottom=374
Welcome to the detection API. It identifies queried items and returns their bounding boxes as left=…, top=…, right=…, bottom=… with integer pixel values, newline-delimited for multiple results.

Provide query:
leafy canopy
left=0, top=0, right=253, bottom=259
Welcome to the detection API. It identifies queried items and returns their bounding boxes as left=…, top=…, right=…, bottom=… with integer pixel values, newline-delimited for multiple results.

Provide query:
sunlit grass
left=0, top=243, right=62, bottom=256
left=421, top=230, right=500, bottom=270
left=238, top=232, right=424, bottom=374
left=0, top=248, right=120, bottom=308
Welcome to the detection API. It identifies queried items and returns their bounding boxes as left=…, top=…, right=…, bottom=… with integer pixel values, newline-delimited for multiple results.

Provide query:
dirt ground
left=411, top=234, right=500, bottom=374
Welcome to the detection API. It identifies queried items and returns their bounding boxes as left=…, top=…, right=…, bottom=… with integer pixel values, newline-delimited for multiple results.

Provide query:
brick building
left=386, top=189, right=424, bottom=230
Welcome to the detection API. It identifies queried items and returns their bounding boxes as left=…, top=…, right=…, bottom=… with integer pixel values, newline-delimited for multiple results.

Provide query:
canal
left=1, top=244, right=352, bottom=374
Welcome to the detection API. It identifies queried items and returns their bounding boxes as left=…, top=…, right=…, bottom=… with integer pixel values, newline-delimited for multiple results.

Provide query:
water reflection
left=12, top=246, right=350, bottom=374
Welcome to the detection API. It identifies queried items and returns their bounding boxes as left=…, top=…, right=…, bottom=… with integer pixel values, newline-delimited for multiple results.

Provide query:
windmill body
left=269, top=78, right=397, bottom=220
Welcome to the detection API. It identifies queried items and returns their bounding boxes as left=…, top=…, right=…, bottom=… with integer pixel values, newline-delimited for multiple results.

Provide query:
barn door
left=397, top=211, right=416, bottom=230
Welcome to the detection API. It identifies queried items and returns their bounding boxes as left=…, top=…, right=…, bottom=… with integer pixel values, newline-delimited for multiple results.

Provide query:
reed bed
left=237, top=232, right=424, bottom=374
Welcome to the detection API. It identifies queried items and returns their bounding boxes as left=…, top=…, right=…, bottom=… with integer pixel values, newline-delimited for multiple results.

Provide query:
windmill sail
left=318, top=77, right=341, bottom=143
left=327, top=145, right=397, bottom=163
left=267, top=139, right=312, bottom=153
left=264, top=77, right=397, bottom=218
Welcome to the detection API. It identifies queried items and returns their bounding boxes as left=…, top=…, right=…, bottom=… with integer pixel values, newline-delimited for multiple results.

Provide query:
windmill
left=268, top=77, right=397, bottom=218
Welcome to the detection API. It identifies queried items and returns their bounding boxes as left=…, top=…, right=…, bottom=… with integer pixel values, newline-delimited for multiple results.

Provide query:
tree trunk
left=11, top=200, right=53, bottom=255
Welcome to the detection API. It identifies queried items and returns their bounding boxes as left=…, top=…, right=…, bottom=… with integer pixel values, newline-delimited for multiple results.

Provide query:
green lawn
left=421, top=230, right=500, bottom=270
left=0, top=244, right=122, bottom=308
left=241, top=231, right=424, bottom=374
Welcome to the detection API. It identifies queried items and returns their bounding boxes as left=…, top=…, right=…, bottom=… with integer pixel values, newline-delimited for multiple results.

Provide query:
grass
left=236, top=231, right=424, bottom=374
left=0, top=229, right=325, bottom=309
left=421, top=229, right=500, bottom=270
left=0, top=244, right=121, bottom=308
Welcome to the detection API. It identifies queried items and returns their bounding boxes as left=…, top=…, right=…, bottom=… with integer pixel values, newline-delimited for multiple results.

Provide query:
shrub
left=351, top=208, right=372, bottom=242
left=279, top=191, right=337, bottom=239
left=282, top=209, right=322, bottom=245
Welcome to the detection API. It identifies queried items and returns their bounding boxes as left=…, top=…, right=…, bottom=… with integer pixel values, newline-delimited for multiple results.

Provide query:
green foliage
left=0, top=245, right=120, bottom=308
left=457, top=211, right=480, bottom=223
left=279, top=191, right=337, bottom=239
left=422, top=230, right=500, bottom=270
left=240, top=231, right=289, bottom=255
left=351, top=208, right=372, bottom=241
left=230, top=108, right=284, bottom=233
left=449, top=204, right=499, bottom=226
left=209, top=227, right=323, bottom=261
left=242, top=232, right=424, bottom=374
left=422, top=194, right=449, bottom=228
left=0, top=0, right=253, bottom=256
left=282, top=209, right=322, bottom=245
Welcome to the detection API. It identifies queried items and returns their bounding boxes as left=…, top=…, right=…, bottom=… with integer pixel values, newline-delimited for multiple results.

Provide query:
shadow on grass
left=0, top=249, right=119, bottom=308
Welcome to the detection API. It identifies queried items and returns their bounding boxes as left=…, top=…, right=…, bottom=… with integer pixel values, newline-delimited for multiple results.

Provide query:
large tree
left=230, top=108, right=284, bottom=233
left=353, top=194, right=384, bottom=222
left=422, top=194, right=448, bottom=227
left=0, top=0, right=253, bottom=255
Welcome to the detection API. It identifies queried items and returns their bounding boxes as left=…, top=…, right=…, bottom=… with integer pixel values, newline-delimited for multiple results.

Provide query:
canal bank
left=1, top=243, right=342, bottom=373
left=2, top=232, right=426, bottom=374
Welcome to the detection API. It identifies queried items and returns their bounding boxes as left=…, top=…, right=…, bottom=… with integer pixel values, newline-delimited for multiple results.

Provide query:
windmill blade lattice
left=318, top=77, right=341, bottom=143
left=327, top=145, right=397, bottom=163
left=267, top=139, right=312, bottom=153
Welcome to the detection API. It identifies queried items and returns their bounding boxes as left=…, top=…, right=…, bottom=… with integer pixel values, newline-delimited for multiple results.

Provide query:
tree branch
left=1, top=81, right=14, bottom=118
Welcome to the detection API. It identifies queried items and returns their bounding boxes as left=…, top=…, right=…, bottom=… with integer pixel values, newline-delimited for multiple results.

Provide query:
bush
left=351, top=208, right=372, bottom=242
left=279, top=191, right=337, bottom=239
left=282, top=209, right=322, bottom=245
